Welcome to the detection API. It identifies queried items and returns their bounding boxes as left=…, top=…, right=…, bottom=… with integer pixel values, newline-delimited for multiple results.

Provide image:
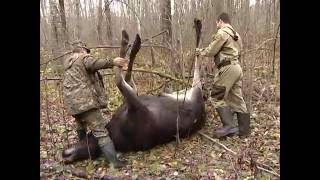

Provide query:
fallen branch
left=88, top=44, right=170, bottom=50
left=40, top=69, right=189, bottom=86
left=131, top=68, right=189, bottom=86
left=40, top=30, right=170, bottom=67
left=145, top=80, right=171, bottom=94
left=198, top=132, right=280, bottom=177
left=141, top=30, right=168, bottom=43
left=198, top=132, right=236, bottom=155
left=257, top=166, right=280, bottom=177
left=40, top=51, right=72, bottom=66
left=40, top=77, right=62, bottom=81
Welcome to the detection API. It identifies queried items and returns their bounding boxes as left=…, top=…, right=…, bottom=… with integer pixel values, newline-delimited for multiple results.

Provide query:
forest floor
left=40, top=81, right=279, bottom=180
left=40, top=51, right=280, bottom=179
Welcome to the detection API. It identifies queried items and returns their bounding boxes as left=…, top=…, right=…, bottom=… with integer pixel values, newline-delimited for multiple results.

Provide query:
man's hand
left=113, top=57, right=129, bottom=70
left=195, top=48, right=203, bottom=56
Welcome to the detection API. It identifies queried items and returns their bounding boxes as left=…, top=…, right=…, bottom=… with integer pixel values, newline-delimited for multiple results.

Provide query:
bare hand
left=195, top=48, right=202, bottom=56
left=113, top=57, right=129, bottom=70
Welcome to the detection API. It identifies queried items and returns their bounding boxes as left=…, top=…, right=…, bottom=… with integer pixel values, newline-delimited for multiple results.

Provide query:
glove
left=195, top=48, right=203, bottom=56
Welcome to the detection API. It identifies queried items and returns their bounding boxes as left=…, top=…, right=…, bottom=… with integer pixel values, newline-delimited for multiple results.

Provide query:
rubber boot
left=215, top=107, right=238, bottom=138
left=77, top=129, right=87, bottom=141
left=237, top=112, right=250, bottom=137
left=99, top=137, right=127, bottom=168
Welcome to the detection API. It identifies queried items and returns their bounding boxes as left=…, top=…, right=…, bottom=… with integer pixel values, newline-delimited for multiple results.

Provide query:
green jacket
left=63, top=53, right=113, bottom=115
left=200, top=24, right=242, bottom=61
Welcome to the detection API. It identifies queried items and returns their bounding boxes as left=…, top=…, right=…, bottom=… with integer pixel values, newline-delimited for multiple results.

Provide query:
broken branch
left=198, top=132, right=280, bottom=177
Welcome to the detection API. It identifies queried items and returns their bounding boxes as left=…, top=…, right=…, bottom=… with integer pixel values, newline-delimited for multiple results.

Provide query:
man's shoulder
left=215, top=28, right=230, bottom=40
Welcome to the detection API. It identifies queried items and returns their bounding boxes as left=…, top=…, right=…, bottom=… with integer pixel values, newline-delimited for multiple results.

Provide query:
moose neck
left=114, top=66, right=142, bottom=111
left=192, top=56, right=202, bottom=90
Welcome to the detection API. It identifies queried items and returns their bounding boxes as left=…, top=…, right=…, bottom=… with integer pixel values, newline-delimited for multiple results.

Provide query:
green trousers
left=74, top=108, right=110, bottom=146
left=210, top=61, right=248, bottom=113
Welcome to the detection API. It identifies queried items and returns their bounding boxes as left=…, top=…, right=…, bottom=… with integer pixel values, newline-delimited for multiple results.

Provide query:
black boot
left=99, top=138, right=127, bottom=168
left=215, top=107, right=238, bottom=138
left=237, top=112, right=250, bottom=137
left=76, top=129, right=87, bottom=141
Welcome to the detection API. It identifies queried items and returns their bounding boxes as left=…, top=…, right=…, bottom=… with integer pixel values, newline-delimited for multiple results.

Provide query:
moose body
left=62, top=29, right=205, bottom=163
left=107, top=87, right=205, bottom=152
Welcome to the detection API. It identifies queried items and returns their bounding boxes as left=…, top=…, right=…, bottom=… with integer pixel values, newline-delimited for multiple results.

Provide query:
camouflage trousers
left=209, top=61, right=248, bottom=113
left=73, top=108, right=111, bottom=146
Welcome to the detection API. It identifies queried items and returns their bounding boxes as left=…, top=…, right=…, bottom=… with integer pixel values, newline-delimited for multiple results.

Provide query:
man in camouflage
left=196, top=13, right=250, bottom=138
left=63, top=41, right=128, bottom=168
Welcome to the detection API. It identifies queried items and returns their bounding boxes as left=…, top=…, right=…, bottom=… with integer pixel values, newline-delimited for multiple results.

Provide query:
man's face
left=216, top=19, right=222, bottom=29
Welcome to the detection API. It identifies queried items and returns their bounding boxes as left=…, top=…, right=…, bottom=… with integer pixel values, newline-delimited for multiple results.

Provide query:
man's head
left=72, top=41, right=91, bottom=54
left=216, top=12, right=231, bottom=29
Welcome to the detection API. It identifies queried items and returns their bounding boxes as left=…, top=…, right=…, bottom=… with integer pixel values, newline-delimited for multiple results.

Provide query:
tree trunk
left=265, top=0, right=271, bottom=35
left=104, top=0, right=113, bottom=44
left=226, top=0, right=234, bottom=15
left=136, top=0, right=142, bottom=35
left=58, top=0, right=69, bottom=47
left=75, top=0, right=81, bottom=40
left=160, top=0, right=172, bottom=46
left=254, top=0, right=260, bottom=35
left=40, top=0, right=47, bottom=20
left=97, top=0, right=103, bottom=44
left=40, top=0, right=49, bottom=48
left=49, top=0, right=60, bottom=47
left=84, top=0, right=88, bottom=19
left=89, top=0, right=95, bottom=19
left=214, top=0, right=223, bottom=30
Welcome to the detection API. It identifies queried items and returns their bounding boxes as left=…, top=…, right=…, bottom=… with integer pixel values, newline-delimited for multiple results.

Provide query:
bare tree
left=84, top=0, right=88, bottom=19
left=97, top=0, right=103, bottom=44
left=265, top=0, right=272, bottom=35
left=75, top=0, right=81, bottom=40
left=160, top=0, right=172, bottom=46
left=214, top=0, right=224, bottom=30
left=105, top=0, right=113, bottom=44
left=226, top=0, right=234, bottom=15
left=59, top=0, right=68, bottom=47
left=41, top=0, right=47, bottom=20
left=49, top=0, right=60, bottom=49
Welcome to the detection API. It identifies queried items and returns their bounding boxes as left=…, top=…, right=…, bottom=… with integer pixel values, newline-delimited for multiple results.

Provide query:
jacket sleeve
left=200, top=31, right=228, bottom=57
left=83, top=56, right=114, bottom=72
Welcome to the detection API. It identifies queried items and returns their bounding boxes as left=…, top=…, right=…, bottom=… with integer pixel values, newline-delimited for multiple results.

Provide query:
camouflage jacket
left=63, top=53, right=114, bottom=115
left=200, top=24, right=243, bottom=61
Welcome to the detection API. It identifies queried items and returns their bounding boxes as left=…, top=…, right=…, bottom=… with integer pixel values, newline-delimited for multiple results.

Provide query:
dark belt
left=217, top=60, right=231, bottom=69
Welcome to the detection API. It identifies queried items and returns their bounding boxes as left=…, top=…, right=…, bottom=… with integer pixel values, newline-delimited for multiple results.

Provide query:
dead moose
left=62, top=20, right=206, bottom=164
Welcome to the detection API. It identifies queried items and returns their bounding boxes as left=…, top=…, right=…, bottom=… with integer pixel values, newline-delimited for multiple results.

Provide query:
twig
left=198, top=132, right=280, bottom=177
left=40, top=30, right=170, bottom=67
left=198, top=132, right=236, bottom=155
left=57, top=82, right=70, bottom=147
left=141, top=30, right=168, bottom=43
left=40, top=51, right=72, bottom=66
left=272, top=24, right=280, bottom=76
left=228, top=154, right=240, bottom=178
left=40, top=77, right=62, bottom=81
left=242, top=36, right=280, bottom=55
left=145, top=80, right=171, bottom=94
left=88, top=44, right=170, bottom=50
left=131, top=68, right=189, bottom=86
left=42, top=79, right=57, bottom=161
left=112, top=0, right=144, bottom=30
left=257, top=166, right=280, bottom=177
left=40, top=69, right=188, bottom=85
